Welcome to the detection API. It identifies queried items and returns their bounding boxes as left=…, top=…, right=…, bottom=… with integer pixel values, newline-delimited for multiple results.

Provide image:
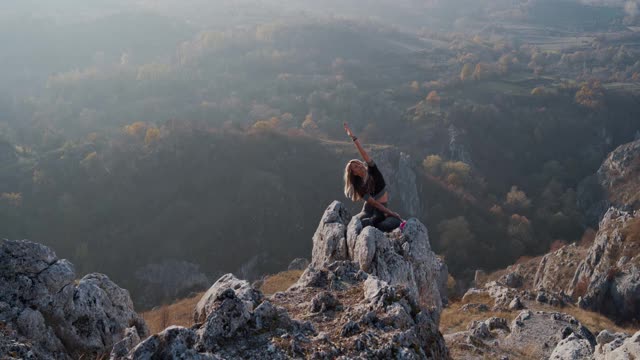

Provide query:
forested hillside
left=1, top=0, right=639, bottom=308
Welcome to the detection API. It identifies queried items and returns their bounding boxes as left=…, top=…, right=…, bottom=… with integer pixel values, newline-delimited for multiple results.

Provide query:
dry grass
left=440, top=293, right=509, bottom=334
left=140, top=292, right=203, bottom=334
left=559, top=304, right=638, bottom=334
left=260, top=270, right=304, bottom=295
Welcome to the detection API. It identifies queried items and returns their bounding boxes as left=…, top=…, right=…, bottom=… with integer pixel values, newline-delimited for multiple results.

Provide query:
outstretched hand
left=343, top=122, right=354, bottom=138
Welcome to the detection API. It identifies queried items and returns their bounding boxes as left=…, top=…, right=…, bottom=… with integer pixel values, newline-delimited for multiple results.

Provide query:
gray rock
left=569, top=208, right=640, bottom=323
left=310, top=201, right=350, bottom=267
left=506, top=311, right=595, bottom=359
left=109, top=327, right=141, bottom=359
left=196, top=290, right=252, bottom=351
left=594, top=330, right=640, bottom=359
left=0, top=239, right=147, bottom=360
left=126, top=326, right=211, bottom=360
left=309, top=202, right=447, bottom=323
left=193, top=273, right=262, bottom=324
left=549, top=333, right=594, bottom=360
left=501, top=272, right=523, bottom=288
left=509, top=296, right=524, bottom=310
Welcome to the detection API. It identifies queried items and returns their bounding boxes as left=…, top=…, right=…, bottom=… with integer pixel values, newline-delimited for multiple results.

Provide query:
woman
left=343, top=123, right=404, bottom=232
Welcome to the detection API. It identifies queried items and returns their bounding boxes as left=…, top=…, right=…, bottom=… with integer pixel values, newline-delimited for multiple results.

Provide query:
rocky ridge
left=116, top=201, right=450, bottom=359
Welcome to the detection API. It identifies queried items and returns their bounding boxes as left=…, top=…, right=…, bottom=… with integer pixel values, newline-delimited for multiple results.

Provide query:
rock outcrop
left=0, top=239, right=148, bottom=359
left=578, top=138, right=640, bottom=226
left=534, top=243, right=588, bottom=294
left=308, top=200, right=448, bottom=320
left=569, top=208, right=640, bottom=322
left=117, top=201, right=450, bottom=359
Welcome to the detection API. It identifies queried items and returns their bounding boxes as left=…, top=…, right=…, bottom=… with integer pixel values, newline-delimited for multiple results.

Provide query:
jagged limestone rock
left=549, top=333, right=594, bottom=360
left=506, top=310, right=595, bottom=359
left=569, top=208, right=640, bottom=323
left=193, top=273, right=262, bottom=324
left=0, top=239, right=148, bottom=360
left=309, top=202, right=447, bottom=322
left=594, top=330, right=640, bottom=359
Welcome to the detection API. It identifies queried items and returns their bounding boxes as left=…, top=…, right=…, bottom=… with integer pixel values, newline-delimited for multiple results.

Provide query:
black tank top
left=355, top=161, right=386, bottom=200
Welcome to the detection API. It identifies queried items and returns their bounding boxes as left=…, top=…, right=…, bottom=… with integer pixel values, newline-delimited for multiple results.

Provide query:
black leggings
left=355, top=202, right=402, bottom=232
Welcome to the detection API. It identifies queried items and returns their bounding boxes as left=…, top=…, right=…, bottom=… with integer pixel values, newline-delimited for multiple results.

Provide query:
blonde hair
left=344, top=159, right=369, bottom=201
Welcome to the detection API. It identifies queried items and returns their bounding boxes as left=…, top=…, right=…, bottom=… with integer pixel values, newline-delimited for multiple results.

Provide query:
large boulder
left=0, top=239, right=148, bottom=359
left=310, top=201, right=448, bottom=321
left=569, top=208, right=640, bottom=323
left=193, top=273, right=262, bottom=324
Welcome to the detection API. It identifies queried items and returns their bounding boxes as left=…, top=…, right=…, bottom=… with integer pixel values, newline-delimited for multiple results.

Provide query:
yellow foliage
left=144, top=127, right=161, bottom=146
left=1, top=192, right=22, bottom=207
left=301, top=114, right=318, bottom=130
left=442, top=161, right=471, bottom=186
left=124, top=122, right=147, bottom=137
left=575, top=80, right=605, bottom=109
left=251, top=117, right=280, bottom=132
left=422, top=155, right=443, bottom=174
left=410, top=80, right=420, bottom=93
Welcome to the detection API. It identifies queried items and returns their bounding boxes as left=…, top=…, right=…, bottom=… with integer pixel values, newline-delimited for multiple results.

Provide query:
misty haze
left=1, top=1, right=640, bottom=359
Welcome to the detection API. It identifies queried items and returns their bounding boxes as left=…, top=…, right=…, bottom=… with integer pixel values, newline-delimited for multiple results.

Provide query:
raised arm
left=344, top=123, right=372, bottom=164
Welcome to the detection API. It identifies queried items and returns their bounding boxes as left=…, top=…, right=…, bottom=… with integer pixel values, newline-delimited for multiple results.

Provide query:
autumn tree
left=504, top=186, right=531, bottom=212
left=575, top=80, right=605, bottom=109
left=422, top=155, right=443, bottom=175
left=145, top=127, right=161, bottom=146
left=124, top=122, right=147, bottom=137
left=442, top=161, right=471, bottom=186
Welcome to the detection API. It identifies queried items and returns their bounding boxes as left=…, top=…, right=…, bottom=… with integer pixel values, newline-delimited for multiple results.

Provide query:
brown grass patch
left=440, top=300, right=514, bottom=334
left=260, top=270, right=304, bottom=295
left=140, top=292, right=204, bottom=334
left=558, top=304, right=637, bottom=334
